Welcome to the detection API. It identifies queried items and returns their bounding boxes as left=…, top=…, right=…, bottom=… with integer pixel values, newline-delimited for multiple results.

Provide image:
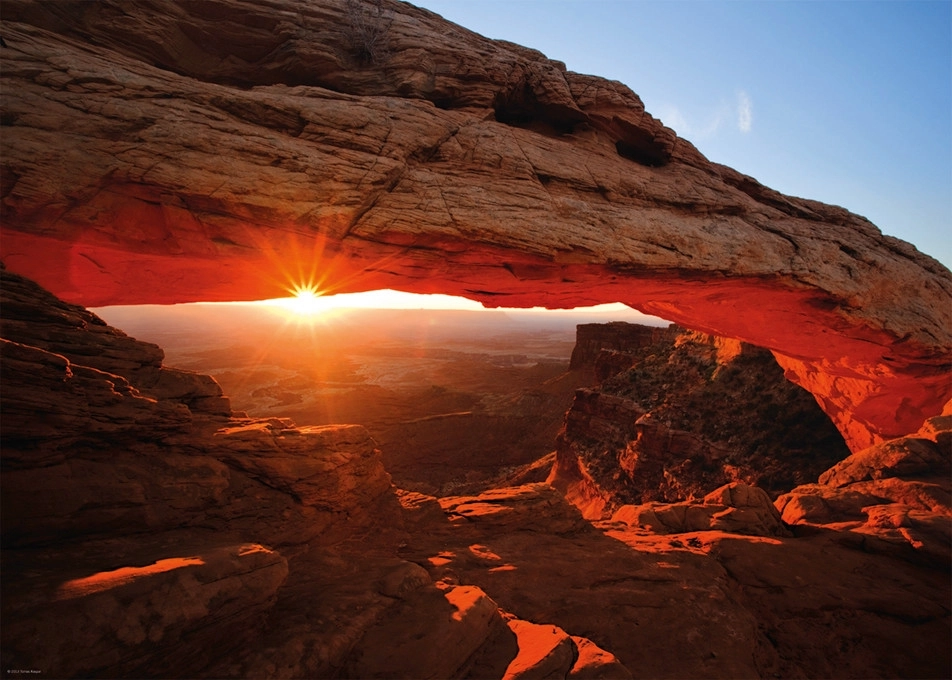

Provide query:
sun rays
left=270, top=284, right=334, bottom=316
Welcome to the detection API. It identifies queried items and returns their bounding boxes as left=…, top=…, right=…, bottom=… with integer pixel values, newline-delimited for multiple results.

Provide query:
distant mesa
left=569, top=321, right=676, bottom=371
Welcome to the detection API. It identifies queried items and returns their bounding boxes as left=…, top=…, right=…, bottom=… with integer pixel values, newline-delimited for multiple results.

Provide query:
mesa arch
left=1, top=0, right=950, bottom=454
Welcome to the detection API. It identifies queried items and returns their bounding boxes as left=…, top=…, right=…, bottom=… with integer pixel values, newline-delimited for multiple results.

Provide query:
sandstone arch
left=1, top=0, right=950, bottom=452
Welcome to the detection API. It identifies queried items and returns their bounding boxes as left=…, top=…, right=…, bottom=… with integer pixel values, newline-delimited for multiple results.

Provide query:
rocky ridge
left=0, top=0, right=950, bottom=451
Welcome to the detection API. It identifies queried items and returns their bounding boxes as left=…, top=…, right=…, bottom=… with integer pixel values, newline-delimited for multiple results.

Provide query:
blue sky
left=411, top=0, right=952, bottom=270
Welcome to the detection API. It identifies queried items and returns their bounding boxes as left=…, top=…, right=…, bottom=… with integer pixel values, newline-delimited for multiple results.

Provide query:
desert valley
left=94, top=302, right=629, bottom=495
left=1, top=1, right=950, bottom=678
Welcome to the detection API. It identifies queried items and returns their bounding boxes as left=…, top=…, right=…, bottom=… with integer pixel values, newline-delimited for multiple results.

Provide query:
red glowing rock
left=0, top=0, right=949, bottom=452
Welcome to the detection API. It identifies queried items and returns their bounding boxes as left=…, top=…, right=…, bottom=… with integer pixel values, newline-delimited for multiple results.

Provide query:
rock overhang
left=1, top=0, right=950, bottom=452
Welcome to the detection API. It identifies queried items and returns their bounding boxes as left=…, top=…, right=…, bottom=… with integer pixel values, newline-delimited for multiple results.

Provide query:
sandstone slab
left=776, top=422, right=952, bottom=566
left=440, top=483, right=590, bottom=535
left=612, top=482, right=789, bottom=537
left=214, top=420, right=393, bottom=512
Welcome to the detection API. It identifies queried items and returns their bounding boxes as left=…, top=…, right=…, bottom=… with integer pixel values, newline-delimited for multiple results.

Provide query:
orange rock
left=612, top=482, right=789, bottom=537
left=0, top=1, right=949, bottom=451
left=776, top=431, right=951, bottom=566
left=440, top=483, right=589, bottom=534
left=503, top=619, right=577, bottom=680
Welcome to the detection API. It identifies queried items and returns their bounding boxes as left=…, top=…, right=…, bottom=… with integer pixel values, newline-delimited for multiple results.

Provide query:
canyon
left=2, top=266, right=950, bottom=678
left=1, top=0, right=951, bottom=678
left=91, top=300, right=605, bottom=496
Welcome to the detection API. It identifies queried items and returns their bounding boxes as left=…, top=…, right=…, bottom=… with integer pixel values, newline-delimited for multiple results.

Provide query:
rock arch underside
left=2, top=2, right=951, bottom=679
left=1, top=0, right=951, bottom=451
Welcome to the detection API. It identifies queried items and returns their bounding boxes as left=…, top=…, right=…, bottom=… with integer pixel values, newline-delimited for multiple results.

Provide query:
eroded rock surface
left=612, top=481, right=790, bottom=537
left=3, top=543, right=289, bottom=679
left=0, top=269, right=627, bottom=679
left=549, top=325, right=850, bottom=518
left=1, top=269, right=949, bottom=678
left=776, top=411, right=952, bottom=567
left=0, top=0, right=949, bottom=450
left=399, top=483, right=950, bottom=679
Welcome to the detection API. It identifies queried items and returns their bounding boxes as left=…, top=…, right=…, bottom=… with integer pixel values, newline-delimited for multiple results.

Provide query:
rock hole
left=493, top=84, right=585, bottom=137
left=615, top=138, right=669, bottom=168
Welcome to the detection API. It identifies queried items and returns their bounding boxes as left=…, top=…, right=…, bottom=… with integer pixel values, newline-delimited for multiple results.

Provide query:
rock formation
left=0, top=0, right=950, bottom=451
left=549, top=324, right=851, bottom=518
left=1, top=266, right=631, bottom=678
left=1, top=0, right=950, bottom=676
left=569, top=322, right=674, bottom=371
left=776, top=409, right=952, bottom=567
left=403, top=480, right=950, bottom=679
left=2, top=264, right=950, bottom=678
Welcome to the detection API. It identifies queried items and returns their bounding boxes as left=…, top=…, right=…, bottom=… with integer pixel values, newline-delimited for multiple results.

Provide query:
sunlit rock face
left=550, top=325, right=852, bottom=519
left=1, top=0, right=950, bottom=452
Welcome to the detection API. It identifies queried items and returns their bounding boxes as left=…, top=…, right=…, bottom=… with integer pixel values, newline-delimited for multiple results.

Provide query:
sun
left=280, top=285, right=331, bottom=316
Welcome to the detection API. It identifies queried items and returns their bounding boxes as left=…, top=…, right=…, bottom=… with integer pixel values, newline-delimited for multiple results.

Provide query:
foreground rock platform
left=0, top=0, right=950, bottom=451
left=400, top=482, right=950, bottom=679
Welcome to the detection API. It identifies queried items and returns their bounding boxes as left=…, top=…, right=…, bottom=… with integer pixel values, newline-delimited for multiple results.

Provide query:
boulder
left=2, top=543, right=288, bottom=678
left=503, top=619, right=577, bottom=680
left=343, top=583, right=516, bottom=679
left=777, top=428, right=952, bottom=566
left=569, top=636, right=633, bottom=679
left=440, top=483, right=590, bottom=535
left=612, top=482, right=789, bottom=537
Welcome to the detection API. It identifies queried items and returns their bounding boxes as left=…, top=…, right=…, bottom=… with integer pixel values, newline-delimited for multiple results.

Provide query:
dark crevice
left=463, top=289, right=509, bottom=297
left=758, top=224, right=801, bottom=256
left=493, top=82, right=585, bottom=138
left=1, top=169, right=20, bottom=200
left=615, top=138, right=669, bottom=168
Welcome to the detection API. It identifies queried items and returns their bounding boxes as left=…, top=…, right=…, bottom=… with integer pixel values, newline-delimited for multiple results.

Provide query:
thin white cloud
left=660, top=98, right=743, bottom=140
left=737, top=90, right=752, bottom=133
left=659, top=104, right=727, bottom=139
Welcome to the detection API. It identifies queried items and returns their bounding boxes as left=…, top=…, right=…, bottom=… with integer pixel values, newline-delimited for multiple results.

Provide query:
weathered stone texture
left=0, top=0, right=949, bottom=450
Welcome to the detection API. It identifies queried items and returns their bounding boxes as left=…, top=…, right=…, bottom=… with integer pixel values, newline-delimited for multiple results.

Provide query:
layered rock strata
left=1, top=268, right=628, bottom=679
left=0, top=0, right=950, bottom=451
left=569, top=321, right=675, bottom=371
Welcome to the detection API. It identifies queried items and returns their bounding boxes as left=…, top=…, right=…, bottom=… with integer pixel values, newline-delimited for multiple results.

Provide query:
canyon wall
left=1, top=0, right=950, bottom=450
left=569, top=321, right=676, bottom=371
left=551, top=323, right=852, bottom=518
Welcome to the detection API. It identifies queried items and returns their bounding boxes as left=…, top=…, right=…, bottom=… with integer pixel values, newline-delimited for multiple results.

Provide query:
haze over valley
left=95, top=300, right=661, bottom=494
